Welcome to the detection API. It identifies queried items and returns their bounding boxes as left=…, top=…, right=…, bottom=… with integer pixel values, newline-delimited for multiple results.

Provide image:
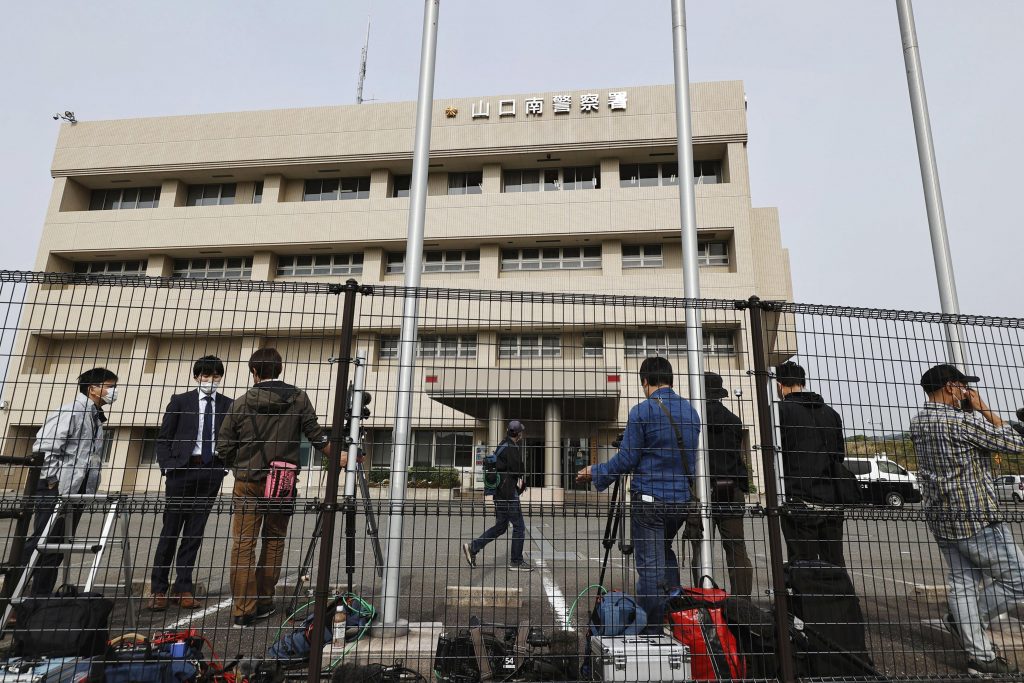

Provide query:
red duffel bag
left=666, top=580, right=747, bottom=680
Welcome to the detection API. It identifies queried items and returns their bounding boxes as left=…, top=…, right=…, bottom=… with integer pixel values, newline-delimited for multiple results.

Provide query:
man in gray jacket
left=218, top=347, right=337, bottom=627
left=22, top=367, right=119, bottom=596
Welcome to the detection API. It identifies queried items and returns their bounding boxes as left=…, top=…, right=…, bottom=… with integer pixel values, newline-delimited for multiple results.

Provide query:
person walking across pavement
left=463, top=420, right=532, bottom=572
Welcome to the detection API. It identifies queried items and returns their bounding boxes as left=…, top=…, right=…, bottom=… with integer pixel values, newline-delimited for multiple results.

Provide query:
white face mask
left=198, top=381, right=219, bottom=396
left=102, top=386, right=118, bottom=405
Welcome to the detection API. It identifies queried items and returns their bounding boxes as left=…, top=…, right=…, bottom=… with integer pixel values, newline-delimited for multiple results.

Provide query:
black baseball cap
left=920, top=364, right=979, bottom=393
left=507, top=420, right=525, bottom=435
left=704, top=372, right=729, bottom=400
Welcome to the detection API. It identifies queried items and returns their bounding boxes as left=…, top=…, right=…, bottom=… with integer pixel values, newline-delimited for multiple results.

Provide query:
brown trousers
left=229, top=480, right=291, bottom=617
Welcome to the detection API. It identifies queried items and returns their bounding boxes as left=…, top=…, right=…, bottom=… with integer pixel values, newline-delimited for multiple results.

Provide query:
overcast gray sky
left=2, top=1, right=1021, bottom=317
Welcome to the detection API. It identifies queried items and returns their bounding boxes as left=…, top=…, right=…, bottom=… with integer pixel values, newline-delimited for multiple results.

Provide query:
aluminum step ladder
left=1, top=493, right=136, bottom=630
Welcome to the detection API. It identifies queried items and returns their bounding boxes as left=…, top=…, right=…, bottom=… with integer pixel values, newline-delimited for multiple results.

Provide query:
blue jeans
left=632, top=498, right=688, bottom=631
left=470, top=498, right=526, bottom=563
left=936, top=523, right=1024, bottom=661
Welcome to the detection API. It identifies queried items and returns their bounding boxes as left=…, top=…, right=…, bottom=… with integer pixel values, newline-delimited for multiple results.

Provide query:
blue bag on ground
left=265, top=613, right=333, bottom=666
left=592, top=591, right=647, bottom=636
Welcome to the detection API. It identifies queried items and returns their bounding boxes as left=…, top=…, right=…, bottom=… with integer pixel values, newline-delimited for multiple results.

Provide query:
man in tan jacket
left=218, top=347, right=340, bottom=627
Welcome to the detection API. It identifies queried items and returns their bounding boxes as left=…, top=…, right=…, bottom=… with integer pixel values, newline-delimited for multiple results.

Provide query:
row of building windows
left=85, top=160, right=724, bottom=211
left=89, top=182, right=265, bottom=211
left=378, top=330, right=737, bottom=360
left=72, top=242, right=731, bottom=280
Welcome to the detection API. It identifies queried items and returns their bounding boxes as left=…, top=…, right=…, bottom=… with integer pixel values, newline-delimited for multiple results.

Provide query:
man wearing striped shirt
left=909, top=364, right=1024, bottom=677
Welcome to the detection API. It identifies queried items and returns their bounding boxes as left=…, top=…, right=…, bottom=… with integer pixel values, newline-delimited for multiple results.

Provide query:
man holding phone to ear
left=910, top=364, right=1024, bottom=677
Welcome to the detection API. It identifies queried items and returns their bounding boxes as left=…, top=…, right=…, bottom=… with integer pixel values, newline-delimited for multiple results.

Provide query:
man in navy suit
left=149, top=355, right=233, bottom=610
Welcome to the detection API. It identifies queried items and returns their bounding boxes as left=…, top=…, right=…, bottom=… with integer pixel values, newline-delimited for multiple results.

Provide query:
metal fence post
left=742, top=296, right=796, bottom=683
left=307, top=279, right=366, bottom=683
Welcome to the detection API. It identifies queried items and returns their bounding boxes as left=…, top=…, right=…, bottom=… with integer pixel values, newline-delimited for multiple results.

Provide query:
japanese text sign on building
left=454, top=91, right=627, bottom=120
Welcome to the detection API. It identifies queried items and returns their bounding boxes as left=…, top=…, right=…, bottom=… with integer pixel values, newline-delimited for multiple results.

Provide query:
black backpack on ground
left=784, top=560, right=874, bottom=677
left=722, top=595, right=811, bottom=679
left=12, top=583, right=114, bottom=658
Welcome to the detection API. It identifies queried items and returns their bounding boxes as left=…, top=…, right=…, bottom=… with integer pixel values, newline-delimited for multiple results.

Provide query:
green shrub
left=368, top=468, right=390, bottom=484
left=407, top=466, right=460, bottom=489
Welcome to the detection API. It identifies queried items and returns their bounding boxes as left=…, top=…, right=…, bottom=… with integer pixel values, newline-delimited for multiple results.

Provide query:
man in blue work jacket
left=577, top=356, right=700, bottom=631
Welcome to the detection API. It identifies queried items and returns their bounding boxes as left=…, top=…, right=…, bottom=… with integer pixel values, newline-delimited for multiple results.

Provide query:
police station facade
left=6, top=81, right=793, bottom=494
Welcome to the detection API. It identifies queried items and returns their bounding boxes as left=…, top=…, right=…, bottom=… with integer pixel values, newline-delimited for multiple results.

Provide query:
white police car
left=844, top=455, right=922, bottom=508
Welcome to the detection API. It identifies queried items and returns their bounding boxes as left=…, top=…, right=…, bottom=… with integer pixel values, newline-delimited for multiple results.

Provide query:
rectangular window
left=698, top=241, right=730, bottom=266
left=624, top=330, right=735, bottom=357
left=88, top=187, right=161, bottom=211
left=498, top=334, right=561, bottom=358
left=139, top=427, right=159, bottom=465
left=253, top=181, right=264, bottom=204
left=381, top=334, right=476, bottom=359
left=419, top=335, right=477, bottom=359
left=386, top=253, right=405, bottom=275
left=704, top=330, right=736, bottom=355
left=622, top=244, right=663, bottom=269
left=277, top=253, right=364, bottom=277
left=303, top=177, right=371, bottom=201
left=447, top=172, right=483, bottom=196
left=619, top=160, right=720, bottom=188
left=368, top=428, right=393, bottom=468
left=423, top=250, right=480, bottom=273
left=392, top=174, right=411, bottom=198
left=561, top=166, right=600, bottom=191
left=379, top=335, right=399, bottom=360
left=618, top=163, right=661, bottom=188
left=171, top=257, right=253, bottom=279
left=73, top=260, right=146, bottom=276
left=694, top=160, right=723, bottom=184
left=582, top=332, right=604, bottom=358
left=502, top=169, right=541, bottom=193
left=409, top=431, right=474, bottom=468
left=185, top=183, right=236, bottom=206
left=388, top=251, right=479, bottom=274
left=500, top=246, right=601, bottom=271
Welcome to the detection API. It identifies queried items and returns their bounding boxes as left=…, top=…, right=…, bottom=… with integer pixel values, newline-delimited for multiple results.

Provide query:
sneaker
left=233, top=614, right=256, bottom=629
left=255, top=603, right=276, bottom=621
left=462, top=543, right=477, bottom=567
left=508, top=561, right=534, bottom=572
left=967, top=656, right=1017, bottom=677
left=943, top=612, right=964, bottom=648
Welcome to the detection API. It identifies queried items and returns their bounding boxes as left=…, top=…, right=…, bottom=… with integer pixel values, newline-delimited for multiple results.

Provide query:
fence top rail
left=771, top=300, right=1024, bottom=329
left=2, top=270, right=1022, bottom=328
left=369, top=284, right=743, bottom=310
left=0, top=269, right=340, bottom=295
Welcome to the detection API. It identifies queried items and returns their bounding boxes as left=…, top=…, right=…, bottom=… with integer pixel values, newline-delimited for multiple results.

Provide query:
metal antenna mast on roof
left=356, top=17, right=371, bottom=104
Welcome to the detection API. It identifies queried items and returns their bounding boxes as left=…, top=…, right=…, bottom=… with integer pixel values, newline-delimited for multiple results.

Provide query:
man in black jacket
left=149, top=355, right=233, bottom=610
left=775, top=361, right=848, bottom=567
left=463, top=420, right=531, bottom=572
left=689, top=372, right=753, bottom=595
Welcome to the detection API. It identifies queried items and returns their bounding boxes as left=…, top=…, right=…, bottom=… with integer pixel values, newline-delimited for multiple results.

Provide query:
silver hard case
left=589, top=634, right=691, bottom=682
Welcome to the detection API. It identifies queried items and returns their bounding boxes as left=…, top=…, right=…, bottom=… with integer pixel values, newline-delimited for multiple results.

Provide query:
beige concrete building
left=2, top=80, right=792, bottom=494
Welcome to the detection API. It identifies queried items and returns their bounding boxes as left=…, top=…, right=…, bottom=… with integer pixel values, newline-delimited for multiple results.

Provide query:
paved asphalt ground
left=1, top=498, right=1021, bottom=679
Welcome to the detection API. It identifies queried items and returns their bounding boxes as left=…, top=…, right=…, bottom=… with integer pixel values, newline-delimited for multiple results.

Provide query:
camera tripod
left=596, top=476, right=632, bottom=590
left=288, top=358, right=384, bottom=615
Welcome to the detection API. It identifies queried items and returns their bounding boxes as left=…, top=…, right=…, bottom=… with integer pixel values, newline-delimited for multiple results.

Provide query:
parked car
left=844, top=455, right=922, bottom=507
left=994, top=474, right=1024, bottom=503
